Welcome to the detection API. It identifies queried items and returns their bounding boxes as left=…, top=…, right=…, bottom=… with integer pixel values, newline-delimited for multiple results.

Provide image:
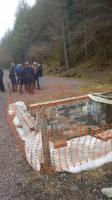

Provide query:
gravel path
left=0, top=93, right=26, bottom=200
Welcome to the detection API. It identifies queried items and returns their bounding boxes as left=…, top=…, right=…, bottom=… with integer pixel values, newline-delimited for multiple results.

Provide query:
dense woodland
left=0, top=0, right=112, bottom=77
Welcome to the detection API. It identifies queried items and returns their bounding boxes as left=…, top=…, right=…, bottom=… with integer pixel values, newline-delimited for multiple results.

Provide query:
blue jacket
left=15, top=64, right=22, bottom=76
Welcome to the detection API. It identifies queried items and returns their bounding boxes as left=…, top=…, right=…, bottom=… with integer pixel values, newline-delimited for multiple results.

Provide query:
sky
left=0, top=0, right=36, bottom=39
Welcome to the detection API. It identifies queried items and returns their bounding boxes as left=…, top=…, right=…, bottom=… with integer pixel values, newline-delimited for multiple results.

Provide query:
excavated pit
left=8, top=92, right=112, bottom=173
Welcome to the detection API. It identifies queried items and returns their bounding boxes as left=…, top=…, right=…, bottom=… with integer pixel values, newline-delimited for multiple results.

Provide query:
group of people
left=9, top=61, right=43, bottom=94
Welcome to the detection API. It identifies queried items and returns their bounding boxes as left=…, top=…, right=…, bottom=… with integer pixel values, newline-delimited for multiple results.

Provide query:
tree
left=0, top=0, right=112, bottom=70
left=11, top=0, right=32, bottom=62
left=0, top=30, right=13, bottom=66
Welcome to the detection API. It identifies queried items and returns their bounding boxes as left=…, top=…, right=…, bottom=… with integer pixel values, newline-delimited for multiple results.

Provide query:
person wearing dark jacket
left=9, top=64, right=17, bottom=92
left=36, top=63, right=43, bottom=89
left=15, top=64, right=22, bottom=86
left=0, top=68, right=5, bottom=92
left=18, top=64, right=24, bottom=94
left=23, top=62, right=34, bottom=94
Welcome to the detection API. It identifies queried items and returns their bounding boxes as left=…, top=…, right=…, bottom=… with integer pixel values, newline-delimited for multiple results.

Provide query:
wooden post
left=106, top=105, right=112, bottom=124
left=39, top=107, right=52, bottom=174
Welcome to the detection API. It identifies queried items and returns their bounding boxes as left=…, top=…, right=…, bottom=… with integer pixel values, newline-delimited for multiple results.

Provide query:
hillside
left=0, top=0, right=112, bottom=81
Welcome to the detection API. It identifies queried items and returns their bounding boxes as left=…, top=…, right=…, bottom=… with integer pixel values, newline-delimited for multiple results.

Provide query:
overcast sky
left=0, top=0, right=36, bottom=39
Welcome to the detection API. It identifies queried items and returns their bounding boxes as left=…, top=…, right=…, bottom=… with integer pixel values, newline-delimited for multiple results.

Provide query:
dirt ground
left=0, top=71, right=112, bottom=200
left=4, top=70, right=112, bottom=104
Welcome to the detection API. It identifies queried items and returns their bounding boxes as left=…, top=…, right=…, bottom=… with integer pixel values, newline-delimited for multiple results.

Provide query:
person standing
left=15, top=64, right=22, bottom=86
left=36, top=63, right=43, bottom=89
left=18, top=64, right=24, bottom=94
left=32, top=62, right=39, bottom=89
left=23, top=62, right=34, bottom=94
left=9, top=63, right=17, bottom=92
left=0, top=68, right=5, bottom=92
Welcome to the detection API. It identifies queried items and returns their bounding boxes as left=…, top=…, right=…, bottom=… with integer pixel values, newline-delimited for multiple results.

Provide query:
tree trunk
left=62, top=22, right=69, bottom=70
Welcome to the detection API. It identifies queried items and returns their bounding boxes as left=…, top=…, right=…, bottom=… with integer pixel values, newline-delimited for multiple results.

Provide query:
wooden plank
left=53, top=139, right=67, bottom=149
left=27, top=95, right=89, bottom=111
left=102, top=90, right=112, bottom=95
left=63, top=127, right=89, bottom=140
left=50, top=126, right=89, bottom=144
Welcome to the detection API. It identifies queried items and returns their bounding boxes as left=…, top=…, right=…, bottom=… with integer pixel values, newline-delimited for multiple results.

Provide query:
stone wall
left=47, top=99, right=107, bottom=132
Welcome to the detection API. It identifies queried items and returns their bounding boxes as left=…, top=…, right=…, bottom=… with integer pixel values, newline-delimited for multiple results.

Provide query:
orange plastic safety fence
left=6, top=83, right=112, bottom=175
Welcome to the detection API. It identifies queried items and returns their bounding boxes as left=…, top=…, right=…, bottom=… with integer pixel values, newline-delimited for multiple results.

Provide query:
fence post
left=39, top=107, right=52, bottom=174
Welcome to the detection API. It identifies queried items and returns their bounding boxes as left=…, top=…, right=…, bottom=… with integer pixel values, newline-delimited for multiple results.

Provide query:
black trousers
left=35, top=77, right=40, bottom=89
left=0, top=79, right=5, bottom=92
